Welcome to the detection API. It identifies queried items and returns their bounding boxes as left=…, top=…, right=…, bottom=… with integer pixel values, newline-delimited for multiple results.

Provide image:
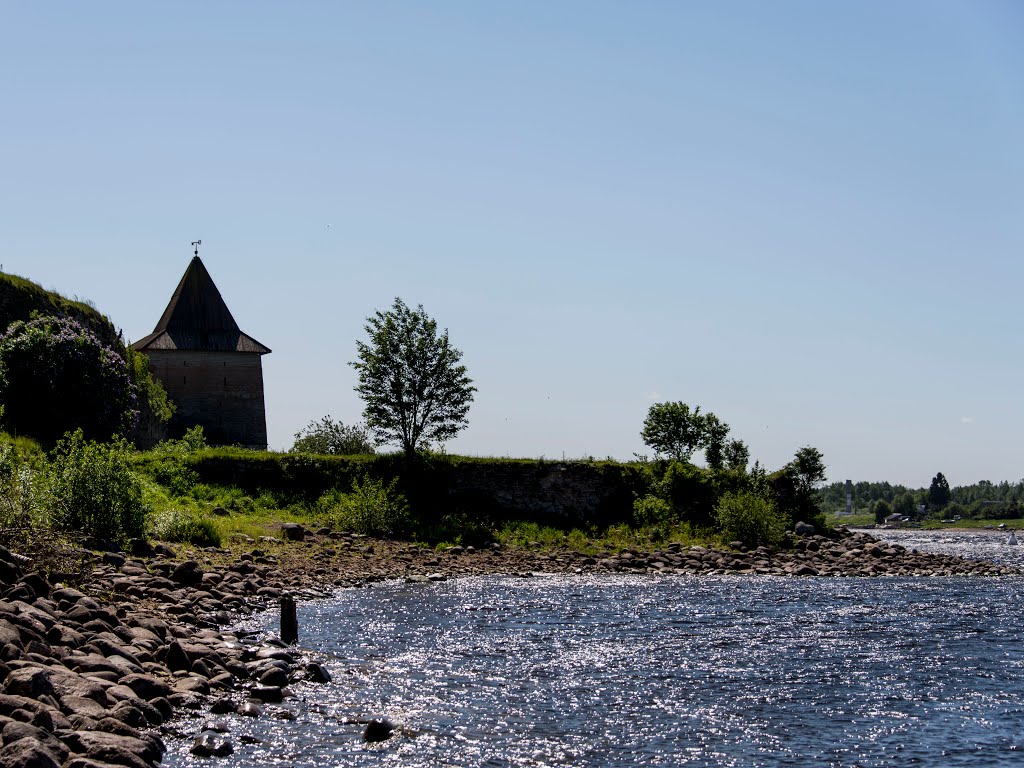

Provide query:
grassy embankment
left=130, top=442, right=718, bottom=556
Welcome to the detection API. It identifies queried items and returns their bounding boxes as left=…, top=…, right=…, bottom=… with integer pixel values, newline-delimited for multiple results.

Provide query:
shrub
left=632, top=494, right=674, bottom=527
left=291, top=416, right=376, bottom=455
left=0, top=441, right=48, bottom=529
left=148, top=508, right=222, bottom=547
left=715, top=491, right=787, bottom=548
left=318, top=475, right=410, bottom=536
left=0, top=316, right=138, bottom=445
left=660, top=461, right=718, bottom=527
left=46, top=430, right=148, bottom=544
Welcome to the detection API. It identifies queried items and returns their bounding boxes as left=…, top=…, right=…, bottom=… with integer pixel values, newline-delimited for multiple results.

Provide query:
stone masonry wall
left=145, top=350, right=267, bottom=449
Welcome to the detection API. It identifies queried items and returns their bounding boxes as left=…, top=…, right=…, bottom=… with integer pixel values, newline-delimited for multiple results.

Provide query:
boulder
left=362, top=718, right=394, bottom=743
left=117, top=674, right=171, bottom=702
left=794, top=521, right=816, bottom=536
left=191, top=733, right=234, bottom=758
left=4, top=667, right=55, bottom=699
left=0, top=737, right=61, bottom=768
left=0, top=721, right=69, bottom=763
left=280, top=524, right=305, bottom=542
left=305, top=662, right=331, bottom=684
left=61, top=730, right=165, bottom=766
left=171, top=561, right=204, bottom=587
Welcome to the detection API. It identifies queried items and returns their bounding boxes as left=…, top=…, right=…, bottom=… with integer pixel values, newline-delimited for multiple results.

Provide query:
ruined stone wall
left=445, top=461, right=643, bottom=527
left=144, top=350, right=267, bottom=449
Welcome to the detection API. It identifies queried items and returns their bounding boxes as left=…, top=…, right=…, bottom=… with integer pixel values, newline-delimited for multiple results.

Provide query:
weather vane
left=191, top=239, right=202, bottom=257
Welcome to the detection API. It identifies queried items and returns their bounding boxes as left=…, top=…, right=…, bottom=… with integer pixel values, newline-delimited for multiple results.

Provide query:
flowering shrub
left=0, top=316, right=138, bottom=445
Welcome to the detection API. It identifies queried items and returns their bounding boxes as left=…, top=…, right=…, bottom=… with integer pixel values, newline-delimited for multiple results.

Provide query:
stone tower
left=132, top=256, right=271, bottom=449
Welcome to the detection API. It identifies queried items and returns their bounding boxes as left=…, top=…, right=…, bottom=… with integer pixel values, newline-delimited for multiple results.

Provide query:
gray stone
left=280, top=524, right=305, bottom=542
left=362, top=718, right=394, bottom=743
left=171, top=561, right=204, bottom=587
left=4, top=667, right=54, bottom=699
left=0, top=737, right=61, bottom=768
left=305, top=662, right=331, bottom=684
left=117, top=673, right=171, bottom=702
left=61, top=730, right=165, bottom=766
left=164, top=640, right=192, bottom=673
left=191, top=733, right=234, bottom=758
left=794, top=521, right=816, bottom=536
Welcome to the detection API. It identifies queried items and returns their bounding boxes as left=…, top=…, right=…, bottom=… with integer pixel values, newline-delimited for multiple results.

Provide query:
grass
left=825, top=512, right=876, bottom=527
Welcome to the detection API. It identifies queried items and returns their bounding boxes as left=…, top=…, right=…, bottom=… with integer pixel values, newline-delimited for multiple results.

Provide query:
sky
left=2, top=1, right=1023, bottom=488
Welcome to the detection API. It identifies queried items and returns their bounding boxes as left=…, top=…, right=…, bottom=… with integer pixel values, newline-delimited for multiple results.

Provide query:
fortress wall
left=145, top=349, right=267, bottom=449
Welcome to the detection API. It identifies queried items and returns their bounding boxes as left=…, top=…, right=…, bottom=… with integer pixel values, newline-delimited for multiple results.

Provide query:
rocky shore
left=0, top=525, right=1016, bottom=767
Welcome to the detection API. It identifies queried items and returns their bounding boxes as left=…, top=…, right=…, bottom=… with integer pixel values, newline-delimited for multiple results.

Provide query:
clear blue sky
left=3, top=1, right=1022, bottom=488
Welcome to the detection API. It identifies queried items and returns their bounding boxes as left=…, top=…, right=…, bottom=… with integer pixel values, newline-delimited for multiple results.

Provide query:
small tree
left=351, top=298, right=475, bottom=456
left=874, top=499, right=893, bottom=524
left=641, top=402, right=711, bottom=462
left=701, top=413, right=731, bottom=470
left=723, top=439, right=750, bottom=472
left=291, top=416, right=376, bottom=455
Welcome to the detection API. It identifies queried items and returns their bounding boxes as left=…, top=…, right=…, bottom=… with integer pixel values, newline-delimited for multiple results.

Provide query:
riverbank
left=0, top=525, right=1018, bottom=767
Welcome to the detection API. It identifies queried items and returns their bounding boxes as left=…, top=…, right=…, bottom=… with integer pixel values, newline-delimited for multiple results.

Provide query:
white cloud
left=961, top=416, right=975, bottom=424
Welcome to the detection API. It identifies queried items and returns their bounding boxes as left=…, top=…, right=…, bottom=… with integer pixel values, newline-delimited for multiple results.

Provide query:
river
left=164, top=529, right=1024, bottom=767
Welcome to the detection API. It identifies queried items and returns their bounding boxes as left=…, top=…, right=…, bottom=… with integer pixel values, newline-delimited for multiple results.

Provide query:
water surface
left=165, top=531, right=1024, bottom=767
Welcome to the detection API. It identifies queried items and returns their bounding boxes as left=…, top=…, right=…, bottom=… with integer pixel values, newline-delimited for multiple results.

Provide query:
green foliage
left=0, top=316, right=137, bottom=445
left=632, top=493, right=674, bottom=527
left=45, top=430, right=148, bottom=544
left=148, top=508, right=221, bottom=547
left=640, top=402, right=743, bottom=471
left=715, top=491, right=787, bottom=548
left=641, top=402, right=709, bottom=462
left=723, top=439, right=750, bottom=472
left=317, top=475, right=411, bottom=536
left=352, top=297, right=476, bottom=455
left=0, top=440, right=49, bottom=529
left=291, top=416, right=376, bottom=455
left=927, top=471, right=951, bottom=510
left=659, top=461, right=719, bottom=527
left=891, top=492, right=917, bottom=519
left=157, top=425, right=208, bottom=455
left=125, top=347, right=174, bottom=443
left=700, top=413, right=730, bottom=470
left=0, top=272, right=119, bottom=349
left=874, top=499, right=893, bottom=523
left=767, top=446, right=828, bottom=530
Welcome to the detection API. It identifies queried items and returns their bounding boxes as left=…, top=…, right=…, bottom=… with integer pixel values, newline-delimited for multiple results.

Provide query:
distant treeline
left=818, top=478, right=1024, bottom=520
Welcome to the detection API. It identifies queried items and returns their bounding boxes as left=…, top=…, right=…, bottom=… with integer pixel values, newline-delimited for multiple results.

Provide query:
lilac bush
left=0, top=315, right=138, bottom=445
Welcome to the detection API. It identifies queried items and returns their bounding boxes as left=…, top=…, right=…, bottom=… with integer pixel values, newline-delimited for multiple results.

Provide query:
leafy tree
left=351, top=298, right=475, bottom=456
left=873, top=499, right=893, bottom=524
left=641, top=402, right=735, bottom=466
left=891, top=492, right=917, bottom=519
left=291, top=416, right=376, bottom=455
left=768, top=446, right=828, bottom=529
left=927, top=472, right=951, bottom=511
left=701, top=414, right=731, bottom=470
left=723, top=439, right=750, bottom=472
left=0, top=316, right=137, bottom=446
left=792, top=446, right=827, bottom=492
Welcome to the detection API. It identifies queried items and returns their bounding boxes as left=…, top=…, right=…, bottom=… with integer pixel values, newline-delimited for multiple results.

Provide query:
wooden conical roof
left=132, top=256, right=270, bottom=353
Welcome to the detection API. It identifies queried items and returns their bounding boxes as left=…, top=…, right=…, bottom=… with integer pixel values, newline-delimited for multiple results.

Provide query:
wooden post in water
left=280, top=594, right=298, bottom=645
